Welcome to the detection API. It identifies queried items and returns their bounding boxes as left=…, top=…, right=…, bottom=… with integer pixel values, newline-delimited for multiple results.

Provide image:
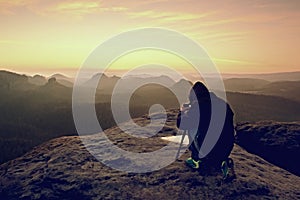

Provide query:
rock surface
left=236, top=121, right=300, bottom=176
left=0, top=110, right=300, bottom=199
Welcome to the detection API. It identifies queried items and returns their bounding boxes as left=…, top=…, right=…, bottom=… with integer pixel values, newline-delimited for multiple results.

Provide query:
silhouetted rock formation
left=0, top=70, right=32, bottom=90
left=48, top=77, right=57, bottom=84
left=236, top=121, right=300, bottom=176
left=28, top=75, right=47, bottom=86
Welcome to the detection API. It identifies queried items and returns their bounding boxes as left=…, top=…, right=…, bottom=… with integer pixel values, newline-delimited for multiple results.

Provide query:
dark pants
left=189, top=142, right=200, bottom=161
left=189, top=131, right=234, bottom=166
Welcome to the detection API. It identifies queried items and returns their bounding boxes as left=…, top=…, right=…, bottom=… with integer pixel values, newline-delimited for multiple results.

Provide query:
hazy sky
left=0, top=0, right=299, bottom=76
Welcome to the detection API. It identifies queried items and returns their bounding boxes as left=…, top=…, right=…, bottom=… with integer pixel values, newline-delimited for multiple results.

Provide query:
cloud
left=193, top=31, right=249, bottom=43
left=0, top=0, right=29, bottom=15
left=45, top=1, right=127, bottom=15
left=54, top=1, right=100, bottom=14
left=250, top=0, right=300, bottom=10
left=127, top=10, right=216, bottom=22
left=0, top=0, right=127, bottom=17
left=212, top=58, right=264, bottom=66
left=126, top=9, right=219, bottom=31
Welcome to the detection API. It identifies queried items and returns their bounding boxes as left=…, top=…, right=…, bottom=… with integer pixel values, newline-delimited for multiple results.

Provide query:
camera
left=183, top=103, right=191, bottom=108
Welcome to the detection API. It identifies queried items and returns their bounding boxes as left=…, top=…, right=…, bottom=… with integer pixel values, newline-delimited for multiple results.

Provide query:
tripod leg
left=176, top=130, right=187, bottom=160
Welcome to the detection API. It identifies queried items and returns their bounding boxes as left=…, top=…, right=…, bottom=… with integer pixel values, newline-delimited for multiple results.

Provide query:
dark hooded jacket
left=177, top=82, right=234, bottom=163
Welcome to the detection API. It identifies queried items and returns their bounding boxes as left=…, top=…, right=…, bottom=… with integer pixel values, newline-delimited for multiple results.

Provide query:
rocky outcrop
left=0, top=110, right=299, bottom=199
left=236, top=121, right=300, bottom=176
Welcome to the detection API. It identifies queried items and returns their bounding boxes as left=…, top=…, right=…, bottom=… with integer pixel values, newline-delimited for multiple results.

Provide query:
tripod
left=175, top=130, right=188, bottom=160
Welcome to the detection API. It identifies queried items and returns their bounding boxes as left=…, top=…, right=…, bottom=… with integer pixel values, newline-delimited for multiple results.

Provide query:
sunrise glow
left=0, top=0, right=299, bottom=76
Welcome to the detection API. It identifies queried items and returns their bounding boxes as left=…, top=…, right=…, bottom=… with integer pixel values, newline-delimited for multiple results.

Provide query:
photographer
left=177, top=82, right=235, bottom=172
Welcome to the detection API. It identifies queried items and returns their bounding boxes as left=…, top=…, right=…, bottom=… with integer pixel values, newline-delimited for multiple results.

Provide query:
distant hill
left=28, top=74, right=47, bottom=86
left=85, top=74, right=175, bottom=93
left=0, top=70, right=34, bottom=91
left=35, top=78, right=72, bottom=101
left=55, top=79, right=73, bottom=88
left=224, top=78, right=270, bottom=92
left=50, top=73, right=71, bottom=80
left=256, top=81, right=300, bottom=102
left=129, top=83, right=180, bottom=112
left=0, top=72, right=181, bottom=165
left=120, top=75, right=175, bottom=88
left=84, top=73, right=119, bottom=94
left=1, top=70, right=299, bottom=166
left=0, top=74, right=76, bottom=164
left=227, top=92, right=300, bottom=122
left=223, top=79, right=300, bottom=103
left=170, top=79, right=193, bottom=103
left=222, top=71, right=300, bottom=82
left=49, top=74, right=74, bottom=87
left=27, top=73, right=74, bottom=87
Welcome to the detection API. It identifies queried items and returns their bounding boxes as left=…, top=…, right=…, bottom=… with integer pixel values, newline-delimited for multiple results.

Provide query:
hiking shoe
left=221, top=160, right=229, bottom=179
left=227, top=158, right=234, bottom=168
left=185, top=158, right=200, bottom=169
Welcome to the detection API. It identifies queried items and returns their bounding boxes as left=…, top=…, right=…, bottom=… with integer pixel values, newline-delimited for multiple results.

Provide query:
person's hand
left=181, top=103, right=191, bottom=114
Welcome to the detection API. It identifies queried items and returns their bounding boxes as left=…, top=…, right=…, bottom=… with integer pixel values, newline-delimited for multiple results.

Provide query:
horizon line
left=1, top=68, right=300, bottom=78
